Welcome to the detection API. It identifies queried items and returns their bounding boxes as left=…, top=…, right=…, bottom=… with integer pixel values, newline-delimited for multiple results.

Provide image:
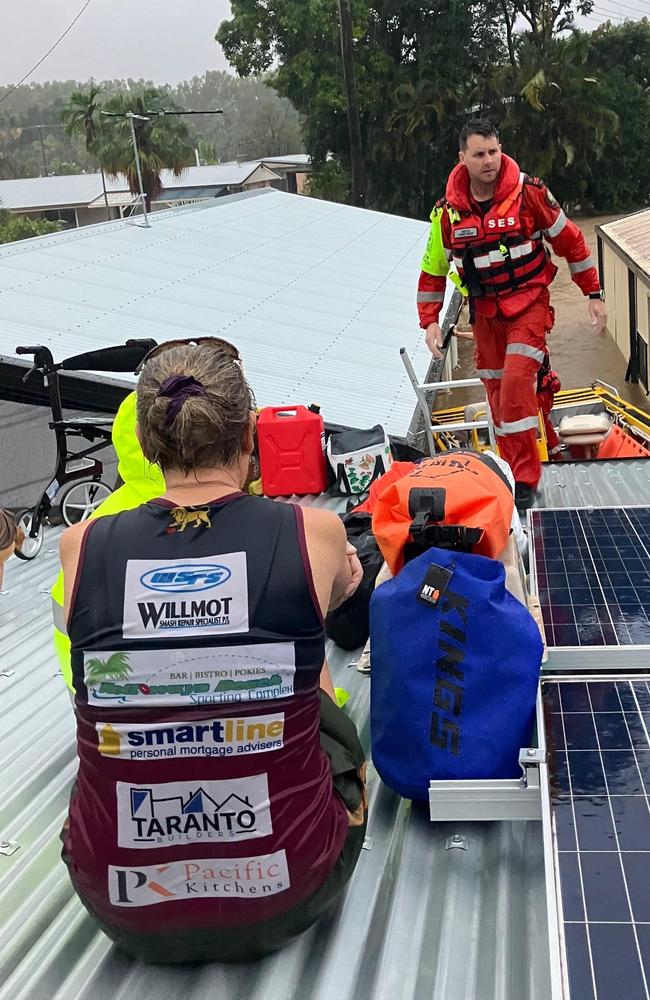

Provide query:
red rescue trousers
left=473, top=291, right=554, bottom=488
left=538, top=393, right=561, bottom=456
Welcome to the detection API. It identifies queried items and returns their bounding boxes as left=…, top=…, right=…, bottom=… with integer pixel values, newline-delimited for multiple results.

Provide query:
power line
left=594, top=0, right=650, bottom=16
left=590, top=1, right=649, bottom=20
left=584, top=9, right=628, bottom=23
left=0, top=0, right=96, bottom=108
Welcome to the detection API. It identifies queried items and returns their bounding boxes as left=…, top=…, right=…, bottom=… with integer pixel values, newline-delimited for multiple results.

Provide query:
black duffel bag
left=325, top=512, right=384, bottom=651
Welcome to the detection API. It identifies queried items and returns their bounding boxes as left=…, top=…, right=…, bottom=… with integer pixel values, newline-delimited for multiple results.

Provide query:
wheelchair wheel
left=13, top=508, right=44, bottom=561
left=59, top=479, right=113, bottom=526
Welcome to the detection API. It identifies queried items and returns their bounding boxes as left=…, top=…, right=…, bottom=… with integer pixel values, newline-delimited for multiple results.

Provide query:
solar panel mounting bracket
left=428, top=746, right=544, bottom=822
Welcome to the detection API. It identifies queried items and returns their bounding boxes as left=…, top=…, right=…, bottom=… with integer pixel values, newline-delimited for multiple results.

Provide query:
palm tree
left=60, top=85, right=111, bottom=219
left=95, top=89, right=194, bottom=211
left=85, top=652, right=132, bottom=684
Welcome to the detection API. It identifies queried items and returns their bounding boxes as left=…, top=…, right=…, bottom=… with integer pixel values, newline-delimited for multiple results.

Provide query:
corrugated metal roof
left=156, top=186, right=225, bottom=202
left=0, top=188, right=448, bottom=438
left=0, top=173, right=119, bottom=211
left=0, top=163, right=282, bottom=212
left=4, top=462, right=644, bottom=999
left=160, top=163, right=281, bottom=188
left=86, top=191, right=137, bottom=209
left=536, top=457, right=650, bottom=507
left=257, top=155, right=311, bottom=169
left=0, top=513, right=549, bottom=1000
left=600, top=208, right=650, bottom=278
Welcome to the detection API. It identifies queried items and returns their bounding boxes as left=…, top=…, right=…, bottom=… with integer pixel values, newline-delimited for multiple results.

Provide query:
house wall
left=604, top=246, right=631, bottom=359
left=601, top=239, right=650, bottom=391
left=637, top=281, right=650, bottom=390
left=75, top=206, right=111, bottom=227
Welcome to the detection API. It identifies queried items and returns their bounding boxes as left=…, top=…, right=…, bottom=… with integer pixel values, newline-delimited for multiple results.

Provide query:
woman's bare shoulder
left=300, top=506, right=346, bottom=541
left=59, top=520, right=93, bottom=563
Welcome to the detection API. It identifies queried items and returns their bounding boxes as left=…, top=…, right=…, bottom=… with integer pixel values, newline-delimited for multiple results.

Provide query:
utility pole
left=337, top=0, right=366, bottom=208
left=37, top=129, right=48, bottom=176
left=25, top=124, right=50, bottom=176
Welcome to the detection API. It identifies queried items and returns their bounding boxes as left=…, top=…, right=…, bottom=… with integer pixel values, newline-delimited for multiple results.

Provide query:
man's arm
left=527, top=181, right=607, bottom=332
left=418, top=205, right=452, bottom=356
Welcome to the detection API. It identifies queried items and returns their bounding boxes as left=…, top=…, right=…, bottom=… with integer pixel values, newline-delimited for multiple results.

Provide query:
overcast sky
left=1, top=0, right=233, bottom=86
left=0, top=0, right=645, bottom=88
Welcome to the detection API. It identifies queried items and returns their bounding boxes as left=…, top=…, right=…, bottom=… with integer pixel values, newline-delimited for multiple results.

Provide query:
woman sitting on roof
left=59, top=340, right=367, bottom=963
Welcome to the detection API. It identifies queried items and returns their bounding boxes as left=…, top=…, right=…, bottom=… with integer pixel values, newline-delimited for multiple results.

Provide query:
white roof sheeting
left=0, top=163, right=282, bottom=212
left=600, top=208, right=650, bottom=280
left=258, top=154, right=311, bottom=168
left=0, top=189, right=448, bottom=437
left=0, top=173, right=119, bottom=211
left=86, top=191, right=137, bottom=209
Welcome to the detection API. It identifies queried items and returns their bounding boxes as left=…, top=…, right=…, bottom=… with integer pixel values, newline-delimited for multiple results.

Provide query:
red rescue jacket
left=418, top=155, right=600, bottom=324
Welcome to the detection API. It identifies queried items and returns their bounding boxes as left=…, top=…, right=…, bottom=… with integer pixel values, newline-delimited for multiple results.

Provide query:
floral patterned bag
left=326, top=424, right=393, bottom=495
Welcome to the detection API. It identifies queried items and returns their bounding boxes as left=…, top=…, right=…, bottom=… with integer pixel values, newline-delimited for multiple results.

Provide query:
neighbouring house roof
left=86, top=191, right=138, bottom=209
left=0, top=162, right=284, bottom=213
left=599, top=208, right=650, bottom=284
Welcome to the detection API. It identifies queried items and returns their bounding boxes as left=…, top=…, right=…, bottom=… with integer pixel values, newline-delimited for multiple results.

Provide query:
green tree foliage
left=174, top=73, right=303, bottom=160
left=500, top=0, right=595, bottom=54
left=583, top=20, right=650, bottom=212
left=61, top=85, right=111, bottom=214
left=306, top=159, right=351, bottom=202
left=218, top=0, right=507, bottom=218
left=60, top=84, right=103, bottom=151
left=476, top=33, right=619, bottom=208
left=0, top=206, right=61, bottom=244
left=0, top=74, right=303, bottom=181
left=478, top=20, right=650, bottom=212
left=94, top=89, right=194, bottom=205
left=218, top=1, right=649, bottom=216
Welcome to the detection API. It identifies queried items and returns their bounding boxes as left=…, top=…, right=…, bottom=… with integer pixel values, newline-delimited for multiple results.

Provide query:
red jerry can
left=257, top=405, right=328, bottom=497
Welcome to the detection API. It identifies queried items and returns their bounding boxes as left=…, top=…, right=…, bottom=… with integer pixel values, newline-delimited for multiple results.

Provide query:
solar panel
left=530, top=507, right=650, bottom=661
left=544, top=678, right=650, bottom=1000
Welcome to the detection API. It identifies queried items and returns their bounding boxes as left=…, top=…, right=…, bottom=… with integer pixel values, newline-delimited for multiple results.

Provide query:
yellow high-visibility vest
left=52, top=392, right=165, bottom=691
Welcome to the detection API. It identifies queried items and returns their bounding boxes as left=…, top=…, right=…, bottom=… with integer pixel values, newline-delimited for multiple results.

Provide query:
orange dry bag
left=371, top=449, right=515, bottom=575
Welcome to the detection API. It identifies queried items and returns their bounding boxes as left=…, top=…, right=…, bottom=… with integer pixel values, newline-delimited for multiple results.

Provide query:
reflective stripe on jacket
left=417, top=154, right=600, bottom=327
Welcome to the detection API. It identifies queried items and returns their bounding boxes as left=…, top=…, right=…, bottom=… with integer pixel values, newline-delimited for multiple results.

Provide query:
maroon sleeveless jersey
left=63, top=493, right=348, bottom=934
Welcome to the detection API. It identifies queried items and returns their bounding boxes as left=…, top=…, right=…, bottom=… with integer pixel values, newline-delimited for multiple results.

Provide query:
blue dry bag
left=370, top=547, right=543, bottom=800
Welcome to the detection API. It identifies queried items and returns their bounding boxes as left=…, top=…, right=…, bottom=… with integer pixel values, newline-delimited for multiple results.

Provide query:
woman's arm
left=59, top=521, right=92, bottom=624
left=301, top=508, right=362, bottom=618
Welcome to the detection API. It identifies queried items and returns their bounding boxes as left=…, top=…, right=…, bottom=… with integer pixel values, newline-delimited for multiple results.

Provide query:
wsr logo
left=140, top=564, right=232, bottom=593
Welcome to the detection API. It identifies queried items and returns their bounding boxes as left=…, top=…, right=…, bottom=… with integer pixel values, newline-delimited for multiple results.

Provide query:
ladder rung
left=430, top=419, right=490, bottom=434
left=418, top=377, right=484, bottom=391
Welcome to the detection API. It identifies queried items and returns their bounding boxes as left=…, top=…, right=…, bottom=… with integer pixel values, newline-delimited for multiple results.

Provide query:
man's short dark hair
left=459, top=119, right=500, bottom=150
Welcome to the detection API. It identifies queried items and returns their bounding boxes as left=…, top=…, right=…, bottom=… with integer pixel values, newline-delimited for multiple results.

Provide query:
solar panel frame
left=529, top=506, right=650, bottom=670
left=542, top=676, right=650, bottom=1000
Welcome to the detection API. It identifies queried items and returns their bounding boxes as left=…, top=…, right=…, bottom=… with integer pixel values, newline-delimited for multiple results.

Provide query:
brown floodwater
left=445, top=215, right=650, bottom=413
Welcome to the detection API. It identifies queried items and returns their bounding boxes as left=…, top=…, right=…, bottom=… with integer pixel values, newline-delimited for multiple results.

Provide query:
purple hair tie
left=157, top=374, right=207, bottom=427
